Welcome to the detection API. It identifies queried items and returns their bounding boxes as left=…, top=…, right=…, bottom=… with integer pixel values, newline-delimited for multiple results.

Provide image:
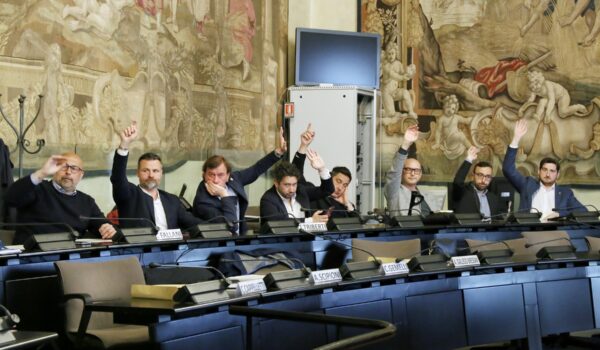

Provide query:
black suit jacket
left=451, top=160, right=504, bottom=217
left=192, top=151, right=281, bottom=234
left=260, top=175, right=334, bottom=222
left=111, top=151, right=202, bottom=230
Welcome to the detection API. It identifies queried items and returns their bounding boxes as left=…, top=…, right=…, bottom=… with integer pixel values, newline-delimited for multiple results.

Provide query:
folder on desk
left=131, top=284, right=183, bottom=301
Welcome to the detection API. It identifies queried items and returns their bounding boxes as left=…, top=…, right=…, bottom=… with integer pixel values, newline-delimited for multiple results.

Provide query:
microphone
left=457, top=240, right=512, bottom=254
left=205, top=215, right=236, bottom=229
left=524, top=236, right=572, bottom=249
left=220, top=257, right=308, bottom=271
left=409, top=191, right=424, bottom=216
left=298, top=228, right=380, bottom=266
left=552, top=204, right=597, bottom=213
left=148, top=262, right=231, bottom=285
left=0, top=221, right=78, bottom=238
left=80, top=215, right=159, bottom=231
left=394, top=246, right=434, bottom=263
left=487, top=207, right=541, bottom=222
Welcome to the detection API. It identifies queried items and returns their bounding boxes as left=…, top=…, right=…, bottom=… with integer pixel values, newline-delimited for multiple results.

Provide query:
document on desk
left=131, top=284, right=184, bottom=300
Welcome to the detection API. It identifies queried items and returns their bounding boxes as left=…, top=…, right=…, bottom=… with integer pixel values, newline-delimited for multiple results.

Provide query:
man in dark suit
left=7, top=152, right=117, bottom=244
left=260, top=149, right=334, bottom=224
left=111, top=122, right=202, bottom=232
left=502, top=119, right=586, bottom=221
left=311, top=167, right=357, bottom=218
left=452, top=146, right=504, bottom=218
left=192, top=128, right=287, bottom=234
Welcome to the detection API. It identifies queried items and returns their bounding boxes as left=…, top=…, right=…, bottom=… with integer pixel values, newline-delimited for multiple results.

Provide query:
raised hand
left=35, top=155, right=69, bottom=179
left=401, top=124, right=419, bottom=150
left=298, top=123, right=315, bottom=154
left=511, top=119, right=528, bottom=146
left=306, top=149, right=325, bottom=171
left=275, top=127, right=287, bottom=156
left=466, top=146, right=479, bottom=162
left=119, top=121, right=138, bottom=149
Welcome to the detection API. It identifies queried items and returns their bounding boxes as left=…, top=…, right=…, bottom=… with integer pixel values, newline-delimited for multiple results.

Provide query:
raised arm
left=384, top=125, right=418, bottom=204
left=6, top=155, right=69, bottom=208
left=502, top=119, right=529, bottom=192
left=110, top=122, right=139, bottom=203
left=236, top=127, right=286, bottom=185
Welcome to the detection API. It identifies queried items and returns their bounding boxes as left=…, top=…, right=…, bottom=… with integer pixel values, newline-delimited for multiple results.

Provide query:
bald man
left=6, top=153, right=116, bottom=244
left=384, top=125, right=432, bottom=216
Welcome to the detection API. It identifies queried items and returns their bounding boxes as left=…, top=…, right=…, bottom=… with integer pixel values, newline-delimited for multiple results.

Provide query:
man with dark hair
left=111, top=122, right=202, bottom=231
left=503, top=119, right=586, bottom=221
left=260, top=149, right=334, bottom=223
left=6, top=152, right=117, bottom=244
left=193, top=128, right=287, bottom=234
left=310, top=166, right=357, bottom=218
left=452, top=146, right=504, bottom=218
left=384, top=124, right=432, bottom=216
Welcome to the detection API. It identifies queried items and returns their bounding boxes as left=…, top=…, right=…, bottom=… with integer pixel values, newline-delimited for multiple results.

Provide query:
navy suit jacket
left=111, top=151, right=202, bottom=230
left=502, top=146, right=585, bottom=216
left=192, top=151, right=281, bottom=234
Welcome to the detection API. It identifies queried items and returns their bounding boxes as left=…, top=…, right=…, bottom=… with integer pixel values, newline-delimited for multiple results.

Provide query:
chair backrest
left=585, top=236, right=600, bottom=253
left=520, top=230, right=571, bottom=255
left=0, top=230, right=15, bottom=246
left=55, top=257, right=145, bottom=332
left=465, top=238, right=529, bottom=256
left=352, top=238, right=421, bottom=262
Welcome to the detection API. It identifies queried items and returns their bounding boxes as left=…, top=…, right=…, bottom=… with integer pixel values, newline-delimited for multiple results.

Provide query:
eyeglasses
left=474, top=173, right=492, bottom=180
left=403, top=167, right=422, bottom=175
left=61, top=164, right=83, bottom=173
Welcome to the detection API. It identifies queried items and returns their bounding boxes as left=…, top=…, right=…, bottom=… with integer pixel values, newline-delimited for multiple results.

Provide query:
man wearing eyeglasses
left=452, top=146, right=503, bottom=218
left=384, top=124, right=432, bottom=216
left=503, top=119, right=586, bottom=221
left=6, top=152, right=117, bottom=244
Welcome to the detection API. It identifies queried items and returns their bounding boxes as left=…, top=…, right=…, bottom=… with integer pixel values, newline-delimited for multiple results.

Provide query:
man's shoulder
left=260, top=186, right=278, bottom=200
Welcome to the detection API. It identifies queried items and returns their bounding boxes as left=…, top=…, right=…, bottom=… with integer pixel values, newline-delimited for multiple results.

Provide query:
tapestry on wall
left=0, top=0, right=288, bottom=171
left=363, top=0, right=600, bottom=185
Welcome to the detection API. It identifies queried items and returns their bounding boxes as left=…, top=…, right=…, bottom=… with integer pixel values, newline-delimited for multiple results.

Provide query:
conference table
left=2, top=220, right=600, bottom=350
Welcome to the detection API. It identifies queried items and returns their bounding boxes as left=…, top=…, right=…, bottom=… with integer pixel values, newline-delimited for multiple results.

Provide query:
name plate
left=309, top=268, right=343, bottom=285
left=299, top=222, right=328, bottom=232
left=451, top=255, right=481, bottom=268
left=380, top=262, right=409, bottom=276
left=236, top=279, right=267, bottom=296
left=156, top=229, right=183, bottom=241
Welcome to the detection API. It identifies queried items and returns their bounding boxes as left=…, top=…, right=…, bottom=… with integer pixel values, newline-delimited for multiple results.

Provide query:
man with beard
left=111, top=122, right=202, bottom=230
left=451, top=146, right=503, bottom=218
left=6, top=152, right=117, bottom=244
left=260, top=149, right=334, bottom=224
left=503, top=119, right=586, bottom=221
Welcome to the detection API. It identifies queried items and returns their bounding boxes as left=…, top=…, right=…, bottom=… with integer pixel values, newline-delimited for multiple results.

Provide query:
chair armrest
left=63, top=293, right=93, bottom=305
left=62, top=293, right=94, bottom=341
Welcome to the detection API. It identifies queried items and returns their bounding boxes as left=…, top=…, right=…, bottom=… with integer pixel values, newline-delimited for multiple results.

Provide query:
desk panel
left=464, top=284, right=526, bottom=345
left=536, top=278, right=594, bottom=335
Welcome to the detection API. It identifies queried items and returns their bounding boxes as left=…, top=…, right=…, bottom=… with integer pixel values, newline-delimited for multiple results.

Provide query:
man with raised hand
left=260, top=149, right=334, bottom=223
left=384, top=124, right=431, bottom=216
left=7, top=152, right=116, bottom=244
left=111, top=121, right=202, bottom=231
left=502, top=119, right=586, bottom=221
left=193, top=128, right=287, bottom=234
left=452, top=146, right=504, bottom=218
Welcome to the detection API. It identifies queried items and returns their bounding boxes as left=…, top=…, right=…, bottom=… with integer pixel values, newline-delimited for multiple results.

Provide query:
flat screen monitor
left=295, top=28, right=381, bottom=89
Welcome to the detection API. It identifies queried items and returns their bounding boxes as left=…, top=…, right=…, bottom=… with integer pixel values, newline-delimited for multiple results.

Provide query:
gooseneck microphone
left=298, top=228, right=381, bottom=266
left=79, top=215, right=159, bottom=231
left=0, top=221, right=78, bottom=238
left=524, top=236, right=573, bottom=249
left=394, top=246, right=434, bottom=263
left=457, top=239, right=512, bottom=254
left=408, top=191, right=424, bottom=216
left=148, top=262, right=231, bottom=285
